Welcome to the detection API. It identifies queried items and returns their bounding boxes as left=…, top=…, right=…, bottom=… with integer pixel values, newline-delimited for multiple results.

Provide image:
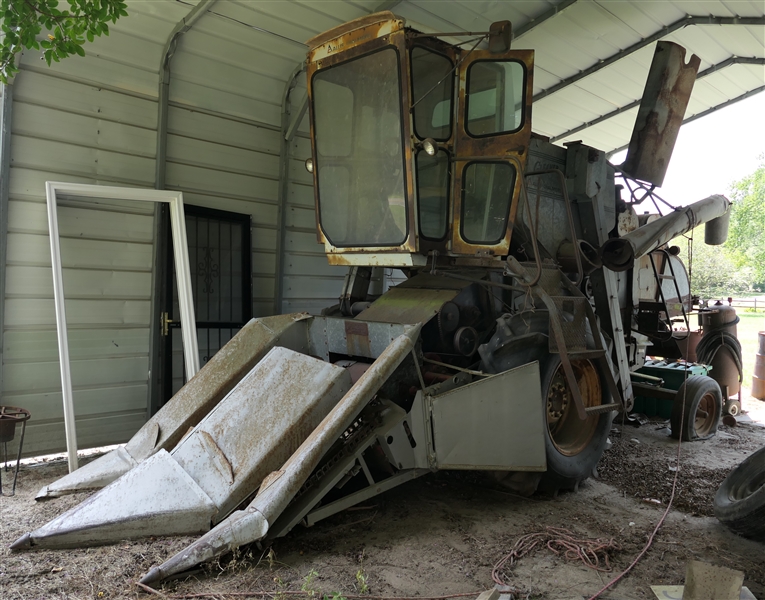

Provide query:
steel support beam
left=606, top=86, right=765, bottom=159
left=0, top=82, right=12, bottom=397
left=551, top=57, right=765, bottom=143
left=155, top=0, right=217, bottom=190
left=515, top=0, right=578, bottom=39
left=150, top=0, right=216, bottom=414
left=533, top=16, right=765, bottom=103
left=373, top=1, right=402, bottom=11
left=274, top=64, right=307, bottom=315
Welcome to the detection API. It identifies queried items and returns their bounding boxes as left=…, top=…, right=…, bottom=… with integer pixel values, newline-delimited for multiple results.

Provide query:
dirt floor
left=2, top=399, right=765, bottom=600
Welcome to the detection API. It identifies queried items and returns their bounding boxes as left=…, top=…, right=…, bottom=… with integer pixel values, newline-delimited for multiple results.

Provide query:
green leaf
left=2, top=0, right=127, bottom=72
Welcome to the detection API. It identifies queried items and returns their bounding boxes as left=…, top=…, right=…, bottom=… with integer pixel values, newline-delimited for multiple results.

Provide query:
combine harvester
left=13, top=12, right=731, bottom=585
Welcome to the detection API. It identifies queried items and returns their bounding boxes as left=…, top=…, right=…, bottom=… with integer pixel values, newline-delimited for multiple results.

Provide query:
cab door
left=450, top=49, right=534, bottom=256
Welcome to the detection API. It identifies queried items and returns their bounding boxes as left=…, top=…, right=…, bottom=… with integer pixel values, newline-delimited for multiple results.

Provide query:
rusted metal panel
left=355, top=286, right=461, bottom=324
left=306, top=12, right=405, bottom=60
left=35, top=313, right=313, bottom=499
left=344, top=321, right=372, bottom=357
left=622, top=41, right=700, bottom=186
left=326, top=252, right=427, bottom=267
left=310, top=317, right=412, bottom=360
left=450, top=48, right=534, bottom=257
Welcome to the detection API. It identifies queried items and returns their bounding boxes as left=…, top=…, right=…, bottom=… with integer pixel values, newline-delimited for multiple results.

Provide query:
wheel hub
left=547, top=360, right=602, bottom=457
left=547, top=381, right=570, bottom=423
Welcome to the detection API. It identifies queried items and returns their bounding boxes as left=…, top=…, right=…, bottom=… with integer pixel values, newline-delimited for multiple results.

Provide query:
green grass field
left=736, top=311, right=765, bottom=390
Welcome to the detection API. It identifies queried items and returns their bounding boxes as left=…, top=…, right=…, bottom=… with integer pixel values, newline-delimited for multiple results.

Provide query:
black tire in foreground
left=670, top=375, right=722, bottom=441
left=714, top=444, right=765, bottom=541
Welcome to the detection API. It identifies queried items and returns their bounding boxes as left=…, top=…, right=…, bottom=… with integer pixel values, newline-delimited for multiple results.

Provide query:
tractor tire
left=538, top=354, right=613, bottom=491
left=670, top=376, right=722, bottom=441
left=714, top=445, right=765, bottom=541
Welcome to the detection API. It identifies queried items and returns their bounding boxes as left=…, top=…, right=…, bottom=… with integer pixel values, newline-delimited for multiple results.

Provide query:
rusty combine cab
left=16, top=12, right=732, bottom=586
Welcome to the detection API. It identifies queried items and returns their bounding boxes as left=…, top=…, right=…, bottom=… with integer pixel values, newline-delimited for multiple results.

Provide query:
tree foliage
left=674, top=158, right=765, bottom=299
left=726, top=159, right=765, bottom=287
left=1, top=0, right=128, bottom=83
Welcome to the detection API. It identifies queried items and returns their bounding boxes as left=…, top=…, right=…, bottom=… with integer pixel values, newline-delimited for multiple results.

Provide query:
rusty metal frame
left=450, top=49, right=534, bottom=256
left=307, top=19, right=420, bottom=258
left=275, top=63, right=307, bottom=314
left=407, top=36, right=459, bottom=254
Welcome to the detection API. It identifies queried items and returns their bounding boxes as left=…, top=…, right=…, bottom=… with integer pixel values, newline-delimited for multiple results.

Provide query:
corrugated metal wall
left=3, top=2, right=173, bottom=456
left=0, top=0, right=361, bottom=457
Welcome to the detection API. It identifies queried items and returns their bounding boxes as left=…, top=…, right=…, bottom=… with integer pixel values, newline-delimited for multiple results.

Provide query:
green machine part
left=633, top=359, right=711, bottom=418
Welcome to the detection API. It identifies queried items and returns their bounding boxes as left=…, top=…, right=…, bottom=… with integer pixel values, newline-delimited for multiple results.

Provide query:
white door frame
left=45, top=182, right=200, bottom=473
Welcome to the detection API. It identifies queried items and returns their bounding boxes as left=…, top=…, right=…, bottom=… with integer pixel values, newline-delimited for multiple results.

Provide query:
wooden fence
left=728, top=297, right=765, bottom=312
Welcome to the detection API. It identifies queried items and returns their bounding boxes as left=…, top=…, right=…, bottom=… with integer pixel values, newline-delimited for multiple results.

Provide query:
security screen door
left=161, top=205, right=252, bottom=402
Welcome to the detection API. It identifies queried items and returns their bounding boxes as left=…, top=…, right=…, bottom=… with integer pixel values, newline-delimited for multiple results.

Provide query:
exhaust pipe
left=601, top=194, right=730, bottom=272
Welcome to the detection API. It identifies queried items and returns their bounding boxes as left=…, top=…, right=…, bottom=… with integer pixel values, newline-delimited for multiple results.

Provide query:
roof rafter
left=533, top=15, right=765, bottom=103
left=606, top=85, right=765, bottom=158
left=515, top=0, right=578, bottom=39
left=550, top=56, right=765, bottom=144
left=372, top=1, right=402, bottom=12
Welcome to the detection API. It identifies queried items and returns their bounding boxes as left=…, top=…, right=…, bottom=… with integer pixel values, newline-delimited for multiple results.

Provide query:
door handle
left=161, top=312, right=176, bottom=336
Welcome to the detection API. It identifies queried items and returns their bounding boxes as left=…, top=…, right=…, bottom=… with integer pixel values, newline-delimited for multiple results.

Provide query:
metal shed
left=0, top=0, right=763, bottom=457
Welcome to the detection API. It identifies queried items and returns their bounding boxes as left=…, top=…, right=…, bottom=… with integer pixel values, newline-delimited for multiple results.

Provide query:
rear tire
left=714, top=445, right=765, bottom=541
left=539, top=355, right=613, bottom=490
left=670, top=376, right=722, bottom=441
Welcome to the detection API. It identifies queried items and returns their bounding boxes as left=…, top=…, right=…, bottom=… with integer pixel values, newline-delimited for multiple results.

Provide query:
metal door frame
left=159, top=203, right=252, bottom=406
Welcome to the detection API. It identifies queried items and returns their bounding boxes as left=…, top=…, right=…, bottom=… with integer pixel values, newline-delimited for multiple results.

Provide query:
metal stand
left=0, top=406, right=30, bottom=496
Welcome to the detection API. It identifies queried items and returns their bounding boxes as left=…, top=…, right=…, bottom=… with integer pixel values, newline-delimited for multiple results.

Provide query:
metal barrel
left=753, top=332, right=765, bottom=400
left=601, top=194, right=730, bottom=272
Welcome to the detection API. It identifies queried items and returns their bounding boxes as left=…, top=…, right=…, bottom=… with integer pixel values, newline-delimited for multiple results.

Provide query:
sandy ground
left=2, top=401, right=765, bottom=600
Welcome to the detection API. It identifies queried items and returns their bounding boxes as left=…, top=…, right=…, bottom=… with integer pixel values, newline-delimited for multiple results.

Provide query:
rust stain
left=345, top=320, right=371, bottom=357
left=623, top=42, right=700, bottom=186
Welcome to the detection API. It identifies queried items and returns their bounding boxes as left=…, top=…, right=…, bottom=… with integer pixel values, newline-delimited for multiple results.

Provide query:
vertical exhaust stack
left=621, top=41, right=701, bottom=186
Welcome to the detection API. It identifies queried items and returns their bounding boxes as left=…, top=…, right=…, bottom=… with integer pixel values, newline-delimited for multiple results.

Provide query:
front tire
left=539, top=355, right=613, bottom=490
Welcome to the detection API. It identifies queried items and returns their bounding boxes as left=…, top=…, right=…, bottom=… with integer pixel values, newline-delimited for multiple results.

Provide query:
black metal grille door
left=162, top=205, right=252, bottom=401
